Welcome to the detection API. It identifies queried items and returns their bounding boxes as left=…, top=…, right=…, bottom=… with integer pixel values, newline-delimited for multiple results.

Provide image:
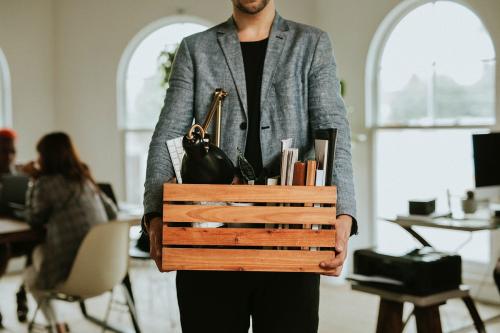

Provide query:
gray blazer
left=144, top=13, right=357, bottom=226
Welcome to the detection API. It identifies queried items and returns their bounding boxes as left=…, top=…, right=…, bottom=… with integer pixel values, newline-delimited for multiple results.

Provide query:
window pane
left=379, top=64, right=430, bottom=126
left=125, top=22, right=208, bottom=130
left=378, top=1, right=495, bottom=126
left=375, top=129, right=490, bottom=263
left=434, top=60, right=495, bottom=125
left=125, top=131, right=153, bottom=204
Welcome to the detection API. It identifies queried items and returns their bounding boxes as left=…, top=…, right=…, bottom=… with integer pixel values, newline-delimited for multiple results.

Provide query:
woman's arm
left=25, top=177, right=52, bottom=228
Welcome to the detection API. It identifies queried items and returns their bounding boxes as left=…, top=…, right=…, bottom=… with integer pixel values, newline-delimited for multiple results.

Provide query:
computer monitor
left=0, top=174, right=30, bottom=218
left=473, top=132, right=500, bottom=188
left=98, top=182, right=118, bottom=205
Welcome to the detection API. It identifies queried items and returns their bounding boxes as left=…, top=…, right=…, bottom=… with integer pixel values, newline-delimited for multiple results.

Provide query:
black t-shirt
left=240, top=38, right=268, bottom=178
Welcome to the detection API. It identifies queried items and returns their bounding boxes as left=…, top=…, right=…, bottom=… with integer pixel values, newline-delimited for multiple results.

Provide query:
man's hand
left=319, top=215, right=352, bottom=276
left=148, top=217, right=163, bottom=271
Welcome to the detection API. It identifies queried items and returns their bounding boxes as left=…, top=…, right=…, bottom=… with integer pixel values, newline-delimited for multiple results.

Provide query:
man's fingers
left=322, top=265, right=343, bottom=276
left=334, top=224, right=348, bottom=253
left=320, top=256, right=344, bottom=270
left=320, top=248, right=347, bottom=270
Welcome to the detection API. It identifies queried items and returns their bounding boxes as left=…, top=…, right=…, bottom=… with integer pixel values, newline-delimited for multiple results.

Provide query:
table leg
left=462, top=296, right=486, bottom=333
left=376, top=299, right=404, bottom=333
left=0, top=244, right=10, bottom=276
left=414, top=305, right=442, bottom=333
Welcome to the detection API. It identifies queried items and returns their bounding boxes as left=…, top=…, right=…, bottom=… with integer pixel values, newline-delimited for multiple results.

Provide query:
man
left=143, top=1, right=357, bottom=332
left=0, top=128, right=18, bottom=175
left=0, top=128, right=32, bottom=325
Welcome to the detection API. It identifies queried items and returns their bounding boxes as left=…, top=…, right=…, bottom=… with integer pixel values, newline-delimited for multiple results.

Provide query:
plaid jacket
left=25, top=175, right=117, bottom=290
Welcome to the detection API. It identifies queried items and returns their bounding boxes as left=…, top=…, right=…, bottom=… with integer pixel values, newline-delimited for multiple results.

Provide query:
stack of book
left=278, top=128, right=338, bottom=188
left=274, top=129, right=338, bottom=250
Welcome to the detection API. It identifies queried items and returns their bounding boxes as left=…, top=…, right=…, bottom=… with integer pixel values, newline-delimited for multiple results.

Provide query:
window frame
left=116, top=15, right=213, bottom=131
left=365, top=0, right=496, bottom=130
left=0, top=48, right=13, bottom=127
left=366, top=0, right=499, bottom=302
left=116, top=15, right=212, bottom=203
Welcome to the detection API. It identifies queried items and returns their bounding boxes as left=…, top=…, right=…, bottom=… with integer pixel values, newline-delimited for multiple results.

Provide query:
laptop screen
left=1, top=174, right=30, bottom=208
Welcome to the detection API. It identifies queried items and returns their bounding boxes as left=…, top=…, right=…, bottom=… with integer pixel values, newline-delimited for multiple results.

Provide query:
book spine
left=303, top=160, right=317, bottom=250
left=292, top=162, right=306, bottom=186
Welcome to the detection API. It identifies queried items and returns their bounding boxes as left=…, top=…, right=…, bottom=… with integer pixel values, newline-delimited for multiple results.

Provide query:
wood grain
left=163, top=204, right=336, bottom=225
left=163, top=184, right=336, bottom=204
left=162, top=248, right=335, bottom=272
left=163, top=227, right=336, bottom=247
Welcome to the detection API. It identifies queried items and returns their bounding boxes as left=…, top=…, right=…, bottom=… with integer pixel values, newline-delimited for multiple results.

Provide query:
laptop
left=97, top=182, right=118, bottom=205
left=0, top=174, right=30, bottom=219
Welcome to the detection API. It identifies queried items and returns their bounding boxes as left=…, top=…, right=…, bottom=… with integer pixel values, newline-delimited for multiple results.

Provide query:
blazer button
left=240, top=122, right=247, bottom=130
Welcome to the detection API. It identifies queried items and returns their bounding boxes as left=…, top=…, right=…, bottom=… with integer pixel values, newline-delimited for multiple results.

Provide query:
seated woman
left=23, top=132, right=117, bottom=332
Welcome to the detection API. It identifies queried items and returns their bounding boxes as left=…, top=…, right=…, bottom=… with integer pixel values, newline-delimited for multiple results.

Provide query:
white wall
left=0, top=0, right=56, bottom=162
left=52, top=0, right=316, bottom=200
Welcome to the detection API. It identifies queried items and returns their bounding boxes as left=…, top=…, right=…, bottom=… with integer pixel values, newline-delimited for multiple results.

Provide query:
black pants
left=494, top=259, right=500, bottom=294
left=176, top=271, right=320, bottom=333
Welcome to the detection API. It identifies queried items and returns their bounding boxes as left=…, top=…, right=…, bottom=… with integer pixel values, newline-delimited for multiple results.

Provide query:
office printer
left=353, top=247, right=461, bottom=295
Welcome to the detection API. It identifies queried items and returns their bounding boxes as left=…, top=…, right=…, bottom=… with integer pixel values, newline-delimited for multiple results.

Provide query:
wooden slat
left=163, top=184, right=336, bottom=204
left=162, top=248, right=335, bottom=272
left=163, top=227, right=336, bottom=247
left=163, top=204, right=336, bottom=225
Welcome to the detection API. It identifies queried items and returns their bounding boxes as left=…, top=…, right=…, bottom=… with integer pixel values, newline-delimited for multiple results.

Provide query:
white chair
left=29, top=221, right=141, bottom=333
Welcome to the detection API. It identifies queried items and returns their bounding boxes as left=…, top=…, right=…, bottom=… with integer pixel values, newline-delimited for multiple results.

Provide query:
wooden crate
left=162, top=183, right=336, bottom=273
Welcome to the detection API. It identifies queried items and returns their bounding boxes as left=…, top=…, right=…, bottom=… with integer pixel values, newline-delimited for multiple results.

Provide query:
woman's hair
left=37, top=132, right=94, bottom=185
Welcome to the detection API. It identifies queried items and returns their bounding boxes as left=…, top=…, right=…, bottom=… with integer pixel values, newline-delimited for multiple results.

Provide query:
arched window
left=0, top=48, right=13, bottom=127
left=117, top=16, right=210, bottom=204
left=367, top=1, right=496, bottom=264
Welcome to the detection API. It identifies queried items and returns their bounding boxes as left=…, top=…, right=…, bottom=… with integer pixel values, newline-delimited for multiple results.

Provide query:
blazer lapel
left=260, top=14, right=289, bottom=105
left=217, top=17, right=248, bottom=118
left=216, top=14, right=289, bottom=118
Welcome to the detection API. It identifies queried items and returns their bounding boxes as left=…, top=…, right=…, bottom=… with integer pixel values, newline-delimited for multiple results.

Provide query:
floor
left=0, top=260, right=499, bottom=333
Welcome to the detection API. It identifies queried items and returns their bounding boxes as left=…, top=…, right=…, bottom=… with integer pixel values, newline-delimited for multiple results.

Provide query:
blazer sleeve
left=25, top=177, right=52, bottom=229
left=143, top=38, right=195, bottom=215
left=307, top=31, right=358, bottom=235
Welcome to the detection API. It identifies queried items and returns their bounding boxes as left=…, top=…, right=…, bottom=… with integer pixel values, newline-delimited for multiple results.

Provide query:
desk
left=351, top=283, right=483, bottom=333
left=372, top=215, right=500, bottom=332
left=0, top=218, right=43, bottom=244
left=0, top=212, right=140, bottom=245
left=382, top=215, right=500, bottom=248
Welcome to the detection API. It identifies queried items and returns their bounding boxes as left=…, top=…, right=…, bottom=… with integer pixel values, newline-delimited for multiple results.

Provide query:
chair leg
left=462, top=296, right=486, bottom=333
left=28, top=299, right=55, bottom=333
left=101, top=289, right=115, bottom=333
left=79, top=300, right=88, bottom=317
left=122, top=273, right=135, bottom=303
left=28, top=300, right=41, bottom=332
left=122, top=282, right=141, bottom=333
